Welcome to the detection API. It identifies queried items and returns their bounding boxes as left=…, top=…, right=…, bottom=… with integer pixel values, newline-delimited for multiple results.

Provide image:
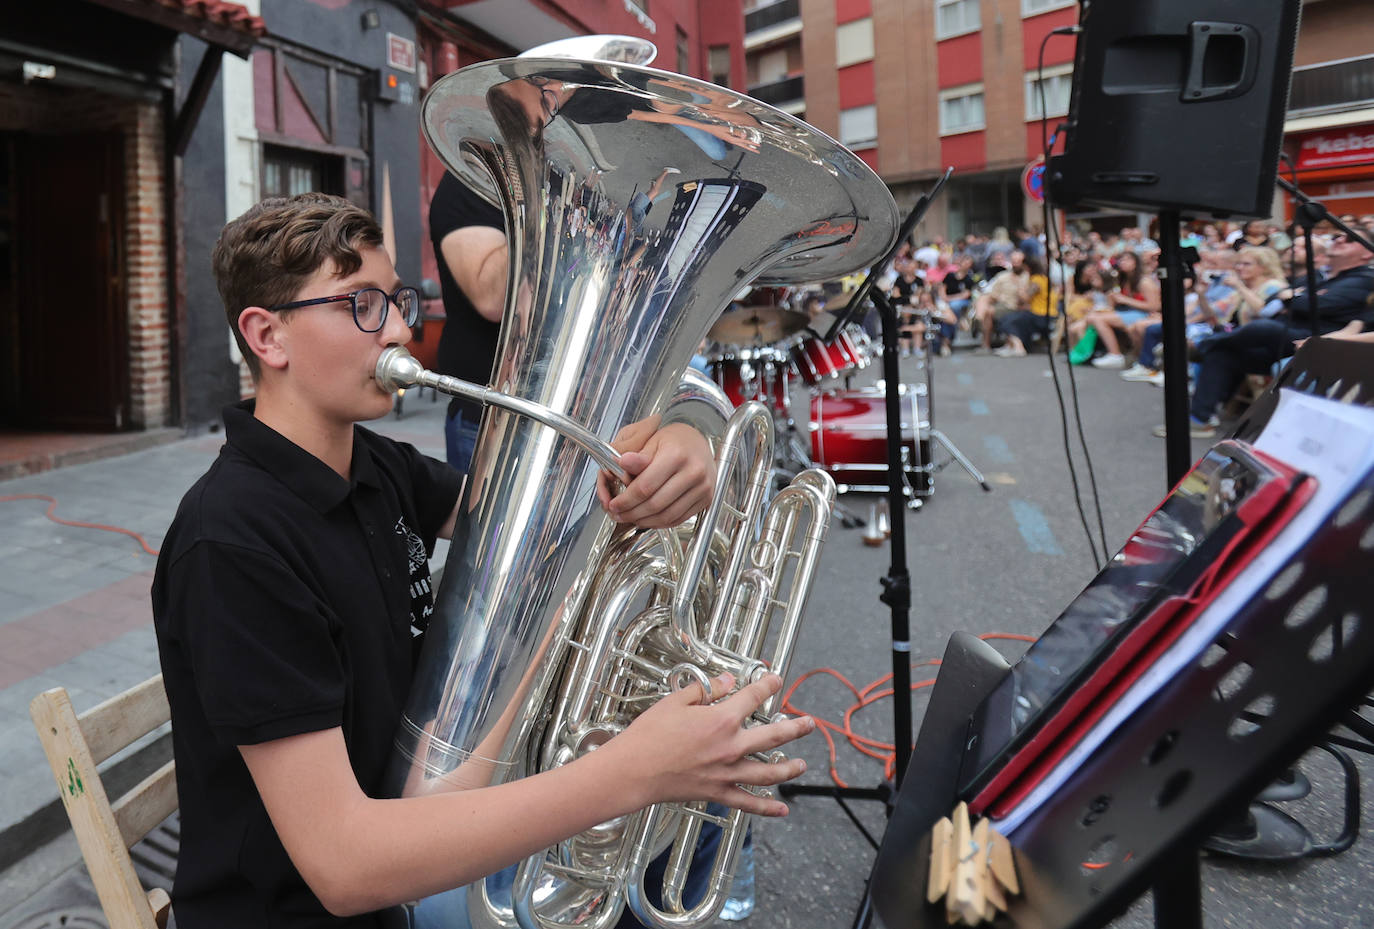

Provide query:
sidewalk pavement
left=0, top=387, right=452, bottom=923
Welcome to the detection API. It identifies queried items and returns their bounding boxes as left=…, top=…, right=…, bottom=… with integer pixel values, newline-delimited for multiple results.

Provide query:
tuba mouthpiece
left=375, top=346, right=425, bottom=393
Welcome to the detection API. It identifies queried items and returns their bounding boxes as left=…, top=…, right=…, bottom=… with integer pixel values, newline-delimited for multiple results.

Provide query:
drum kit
left=704, top=293, right=934, bottom=535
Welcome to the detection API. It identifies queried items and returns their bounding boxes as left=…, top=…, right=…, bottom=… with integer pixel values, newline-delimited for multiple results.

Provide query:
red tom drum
left=809, top=386, right=931, bottom=496
left=791, top=325, right=872, bottom=385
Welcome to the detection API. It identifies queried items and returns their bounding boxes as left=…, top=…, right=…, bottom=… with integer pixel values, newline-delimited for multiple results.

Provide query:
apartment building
left=1280, top=0, right=1374, bottom=222
left=745, top=0, right=1374, bottom=241
left=744, top=0, right=1078, bottom=240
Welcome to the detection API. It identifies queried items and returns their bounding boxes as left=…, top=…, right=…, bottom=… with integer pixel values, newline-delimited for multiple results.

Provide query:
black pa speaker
left=1047, top=0, right=1302, bottom=219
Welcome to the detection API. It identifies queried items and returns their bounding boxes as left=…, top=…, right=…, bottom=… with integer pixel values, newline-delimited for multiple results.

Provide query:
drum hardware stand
left=762, top=361, right=869, bottom=529
left=781, top=173, right=954, bottom=929
left=909, top=306, right=991, bottom=496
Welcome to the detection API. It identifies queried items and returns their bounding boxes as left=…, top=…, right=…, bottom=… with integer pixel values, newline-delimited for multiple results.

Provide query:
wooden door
left=14, top=132, right=127, bottom=430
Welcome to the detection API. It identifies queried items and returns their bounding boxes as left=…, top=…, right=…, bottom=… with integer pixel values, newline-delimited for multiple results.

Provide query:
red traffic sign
left=1022, top=158, right=1046, bottom=203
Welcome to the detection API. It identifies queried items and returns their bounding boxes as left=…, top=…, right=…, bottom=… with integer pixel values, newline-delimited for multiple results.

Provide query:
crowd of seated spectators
left=868, top=215, right=1374, bottom=438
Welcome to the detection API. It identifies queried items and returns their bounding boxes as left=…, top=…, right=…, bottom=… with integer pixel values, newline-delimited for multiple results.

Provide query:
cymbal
left=708, top=305, right=810, bottom=344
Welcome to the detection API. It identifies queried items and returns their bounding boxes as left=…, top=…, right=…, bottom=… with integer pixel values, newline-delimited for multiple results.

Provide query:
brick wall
left=1295, top=0, right=1374, bottom=68
left=124, top=103, right=170, bottom=429
left=799, top=0, right=839, bottom=137
left=75, top=100, right=172, bottom=429
left=872, top=0, right=938, bottom=183
left=979, top=0, right=1027, bottom=172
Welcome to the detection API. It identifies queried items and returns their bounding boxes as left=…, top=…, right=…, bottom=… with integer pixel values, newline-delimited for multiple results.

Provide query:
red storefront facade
left=1282, top=121, right=1374, bottom=223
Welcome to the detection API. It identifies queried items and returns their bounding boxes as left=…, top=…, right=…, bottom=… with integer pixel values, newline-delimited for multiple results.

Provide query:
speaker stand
left=1157, top=211, right=1193, bottom=489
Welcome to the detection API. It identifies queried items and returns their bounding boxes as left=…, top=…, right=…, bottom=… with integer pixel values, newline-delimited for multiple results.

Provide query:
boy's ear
left=238, top=306, right=290, bottom=373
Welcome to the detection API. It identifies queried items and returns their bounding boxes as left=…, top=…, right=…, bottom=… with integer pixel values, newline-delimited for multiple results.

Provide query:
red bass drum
left=808, top=386, right=931, bottom=497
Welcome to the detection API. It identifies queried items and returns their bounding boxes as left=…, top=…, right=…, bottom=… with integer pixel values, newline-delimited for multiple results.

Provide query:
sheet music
left=996, top=389, right=1374, bottom=836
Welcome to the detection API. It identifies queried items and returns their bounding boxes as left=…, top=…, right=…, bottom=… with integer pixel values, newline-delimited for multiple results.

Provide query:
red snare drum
left=809, top=386, right=931, bottom=496
left=709, top=351, right=793, bottom=413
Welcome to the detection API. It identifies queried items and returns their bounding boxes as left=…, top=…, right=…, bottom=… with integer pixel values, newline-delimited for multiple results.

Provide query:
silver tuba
left=382, top=54, right=898, bottom=929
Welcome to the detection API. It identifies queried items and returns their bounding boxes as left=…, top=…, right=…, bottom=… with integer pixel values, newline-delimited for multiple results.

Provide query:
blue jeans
left=445, top=406, right=481, bottom=473
left=1001, top=310, right=1052, bottom=348
left=1190, top=319, right=1300, bottom=422
left=1137, top=322, right=1163, bottom=369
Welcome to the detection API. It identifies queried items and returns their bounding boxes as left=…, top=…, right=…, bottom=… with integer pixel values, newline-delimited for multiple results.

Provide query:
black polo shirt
left=1283, top=264, right=1374, bottom=332
left=152, top=400, right=463, bottom=929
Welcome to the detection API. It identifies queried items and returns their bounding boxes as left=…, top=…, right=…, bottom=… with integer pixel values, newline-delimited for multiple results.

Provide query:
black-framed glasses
left=266, top=286, right=421, bottom=333
left=527, top=75, right=561, bottom=120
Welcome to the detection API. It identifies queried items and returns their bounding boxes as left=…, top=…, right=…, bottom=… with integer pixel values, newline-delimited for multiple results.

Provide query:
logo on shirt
left=395, top=516, right=433, bottom=632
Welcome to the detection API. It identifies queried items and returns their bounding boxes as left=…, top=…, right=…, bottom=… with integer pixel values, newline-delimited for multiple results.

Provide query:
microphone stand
left=1158, top=211, right=1192, bottom=488
left=780, top=173, right=953, bottom=929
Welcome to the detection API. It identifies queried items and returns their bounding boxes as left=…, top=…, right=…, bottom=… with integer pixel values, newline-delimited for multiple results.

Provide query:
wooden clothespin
left=925, top=801, right=1020, bottom=926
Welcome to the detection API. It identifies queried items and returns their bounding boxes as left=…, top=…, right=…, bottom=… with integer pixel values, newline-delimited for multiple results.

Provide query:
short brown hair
left=212, top=193, right=383, bottom=378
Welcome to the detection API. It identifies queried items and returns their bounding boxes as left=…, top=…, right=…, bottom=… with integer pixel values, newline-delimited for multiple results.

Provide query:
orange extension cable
left=1, top=493, right=160, bottom=557
left=781, top=632, right=1038, bottom=788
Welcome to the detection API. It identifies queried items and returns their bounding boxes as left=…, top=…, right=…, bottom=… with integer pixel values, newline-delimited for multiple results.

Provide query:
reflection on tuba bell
left=383, top=52, right=898, bottom=929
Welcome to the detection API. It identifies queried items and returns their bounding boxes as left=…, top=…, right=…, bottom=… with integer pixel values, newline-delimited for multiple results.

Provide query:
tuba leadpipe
left=385, top=53, right=898, bottom=929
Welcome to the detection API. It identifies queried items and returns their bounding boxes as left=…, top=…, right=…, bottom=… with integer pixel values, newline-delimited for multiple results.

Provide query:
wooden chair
left=30, top=675, right=177, bottom=929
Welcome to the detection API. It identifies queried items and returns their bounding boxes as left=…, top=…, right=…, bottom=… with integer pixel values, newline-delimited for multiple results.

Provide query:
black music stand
left=869, top=337, right=1374, bottom=929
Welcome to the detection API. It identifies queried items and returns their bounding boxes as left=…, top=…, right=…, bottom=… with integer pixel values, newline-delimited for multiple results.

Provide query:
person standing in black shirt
left=153, top=193, right=813, bottom=929
left=430, top=172, right=506, bottom=471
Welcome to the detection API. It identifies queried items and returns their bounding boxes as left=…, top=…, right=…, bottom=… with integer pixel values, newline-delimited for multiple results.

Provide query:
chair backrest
left=30, top=675, right=176, bottom=929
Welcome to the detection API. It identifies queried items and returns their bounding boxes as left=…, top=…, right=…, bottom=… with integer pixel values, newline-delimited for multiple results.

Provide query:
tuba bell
left=382, top=53, right=898, bottom=929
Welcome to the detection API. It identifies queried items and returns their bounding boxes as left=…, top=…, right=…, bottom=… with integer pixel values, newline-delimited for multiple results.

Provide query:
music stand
left=868, top=337, right=1374, bottom=929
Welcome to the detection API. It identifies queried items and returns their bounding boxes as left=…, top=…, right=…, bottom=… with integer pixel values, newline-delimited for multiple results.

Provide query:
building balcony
left=748, top=73, right=804, bottom=108
left=745, top=0, right=800, bottom=48
left=1288, top=54, right=1374, bottom=117
left=745, top=0, right=799, bottom=34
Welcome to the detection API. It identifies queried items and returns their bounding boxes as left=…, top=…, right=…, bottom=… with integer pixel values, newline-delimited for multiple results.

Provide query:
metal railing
left=1289, top=54, right=1374, bottom=116
left=745, top=0, right=800, bottom=35
left=748, top=74, right=804, bottom=107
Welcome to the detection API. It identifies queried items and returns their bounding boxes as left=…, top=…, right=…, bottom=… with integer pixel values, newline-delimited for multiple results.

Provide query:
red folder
left=966, top=442, right=1317, bottom=820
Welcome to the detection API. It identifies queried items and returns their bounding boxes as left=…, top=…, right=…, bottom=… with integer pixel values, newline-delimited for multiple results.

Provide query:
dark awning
left=83, top=0, right=267, bottom=58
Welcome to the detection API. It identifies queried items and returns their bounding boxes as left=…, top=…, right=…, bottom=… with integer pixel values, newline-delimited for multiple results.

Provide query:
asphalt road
left=740, top=345, right=1374, bottom=929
